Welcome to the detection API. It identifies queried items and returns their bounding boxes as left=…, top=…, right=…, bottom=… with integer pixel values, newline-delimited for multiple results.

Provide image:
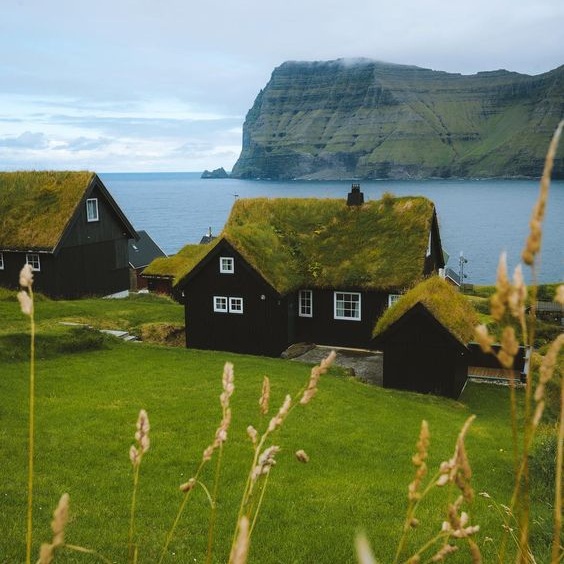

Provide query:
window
left=86, top=198, right=99, bottom=222
left=229, top=297, right=244, bottom=314
left=213, top=296, right=228, bottom=312
left=26, top=253, right=41, bottom=272
left=0, top=252, right=3, bottom=270
left=220, top=256, right=234, bottom=274
left=298, top=290, right=313, bottom=317
left=388, top=294, right=402, bottom=308
left=334, top=292, right=361, bottom=321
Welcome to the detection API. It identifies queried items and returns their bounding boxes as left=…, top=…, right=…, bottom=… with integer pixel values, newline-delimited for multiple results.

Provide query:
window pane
left=86, top=198, right=99, bottom=222
left=213, top=296, right=228, bottom=312
left=229, top=297, right=243, bottom=313
left=220, top=257, right=234, bottom=273
left=334, top=292, right=361, bottom=320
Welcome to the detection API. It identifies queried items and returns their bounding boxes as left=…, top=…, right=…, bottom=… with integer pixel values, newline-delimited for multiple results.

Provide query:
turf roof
left=373, top=276, right=479, bottom=345
left=0, top=171, right=95, bottom=250
left=143, top=241, right=219, bottom=282
left=170, top=194, right=438, bottom=293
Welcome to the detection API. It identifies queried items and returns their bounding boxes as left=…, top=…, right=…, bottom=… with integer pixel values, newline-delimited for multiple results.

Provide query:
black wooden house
left=0, top=171, right=138, bottom=298
left=172, top=188, right=445, bottom=356
left=372, top=276, right=479, bottom=398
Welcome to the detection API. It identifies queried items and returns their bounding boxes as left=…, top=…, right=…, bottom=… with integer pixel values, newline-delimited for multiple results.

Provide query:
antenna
left=459, top=251, right=468, bottom=292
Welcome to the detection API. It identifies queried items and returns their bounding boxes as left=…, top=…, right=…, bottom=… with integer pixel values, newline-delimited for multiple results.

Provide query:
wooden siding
left=377, top=304, right=468, bottom=399
left=0, top=178, right=134, bottom=298
left=182, top=241, right=290, bottom=356
left=294, top=288, right=388, bottom=349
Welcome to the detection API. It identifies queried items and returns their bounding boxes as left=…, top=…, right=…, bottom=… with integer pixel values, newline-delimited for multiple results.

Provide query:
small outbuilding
left=372, top=276, right=479, bottom=398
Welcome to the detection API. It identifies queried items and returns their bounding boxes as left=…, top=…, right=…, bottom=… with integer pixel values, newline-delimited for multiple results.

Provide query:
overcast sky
left=1, top=0, right=562, bottom=172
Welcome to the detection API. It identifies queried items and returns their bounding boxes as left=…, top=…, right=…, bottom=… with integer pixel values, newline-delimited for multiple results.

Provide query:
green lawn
left=0, top=292, right=556, bottom=563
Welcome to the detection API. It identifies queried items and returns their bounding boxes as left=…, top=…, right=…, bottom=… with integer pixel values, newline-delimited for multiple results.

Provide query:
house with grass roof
left=0, top=171, right=138, bottom=298
left=372, top=276, right=479, bottom=398
left=171, top=187, right=445, bottom=356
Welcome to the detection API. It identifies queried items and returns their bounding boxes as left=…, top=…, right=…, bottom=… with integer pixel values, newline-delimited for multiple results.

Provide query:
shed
left=0, top=171, right=138, bottom=298
left=372, top=276, right=479, bottom=398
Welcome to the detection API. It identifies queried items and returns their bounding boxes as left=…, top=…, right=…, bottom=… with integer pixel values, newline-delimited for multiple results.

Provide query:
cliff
left=231, top=59, right=564, bottom=180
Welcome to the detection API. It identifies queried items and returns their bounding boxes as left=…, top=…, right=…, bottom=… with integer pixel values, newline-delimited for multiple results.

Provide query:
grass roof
left=220, top=195, right=436, bottom=293
left=373, top=276, right=479, bottom=344
left=0, top=171, right=94, bottom=250
left=143, top=241, right=219, bottom=282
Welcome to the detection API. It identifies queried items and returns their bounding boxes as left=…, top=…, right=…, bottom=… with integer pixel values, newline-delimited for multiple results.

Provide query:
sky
left=1, top=0, right=563, bottom=172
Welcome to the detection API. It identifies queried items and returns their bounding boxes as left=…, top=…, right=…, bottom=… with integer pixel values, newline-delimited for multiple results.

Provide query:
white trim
left=298, top=289, right=313, bottom=317
left=213, top=296, right=228, bottom=312
left=229, top=297, right=244, bottom=314
left=426, top=230, right=432, bottom=257
left=0, top=252, right=3, bottom=270
left=219, top=256, right=234, bottom=274
left=333, top=291, right=361, bottom=321
left=388, top=294, right=402, bottom=308
left=26, top=253, right=41, bottom=272
left=86, top=198, right=99, bottom=222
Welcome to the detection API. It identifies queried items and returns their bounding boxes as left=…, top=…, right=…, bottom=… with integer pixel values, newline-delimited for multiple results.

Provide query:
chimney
left=347, top=184, right=364, bottom=206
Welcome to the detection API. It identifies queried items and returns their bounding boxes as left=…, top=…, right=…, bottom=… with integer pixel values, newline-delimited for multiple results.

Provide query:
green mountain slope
left=231, top=59, right=564, bottom=180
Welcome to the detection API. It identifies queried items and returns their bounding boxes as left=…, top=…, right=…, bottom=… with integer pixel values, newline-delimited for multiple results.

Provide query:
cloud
left=0, top=131, right=48, bottom=149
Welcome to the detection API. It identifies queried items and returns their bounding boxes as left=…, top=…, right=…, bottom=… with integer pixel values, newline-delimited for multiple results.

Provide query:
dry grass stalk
left=408, top=420, right=430, bottom=503
left=295, top=449, right=309, bottom=463
left=38, top=493, right=70, bottom=564
left=229, top=515, right=250, bottom=564
left=300, top=349, right=336, bottom=404
left=522, top=120, right=563, bottom=265
left=259, top=376, right=270, bottom=415
left=18, top=263, right=36, bottom=564
left=355, top=533, right=378, bottom=564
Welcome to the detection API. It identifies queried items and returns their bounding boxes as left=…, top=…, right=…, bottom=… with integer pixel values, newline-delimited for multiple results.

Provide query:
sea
left=99, top=173, right=564, bottom=286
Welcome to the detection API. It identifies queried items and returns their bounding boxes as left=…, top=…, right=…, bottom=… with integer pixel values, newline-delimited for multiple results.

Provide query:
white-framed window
left=219, top=256, right=234, bottom=274
left=388, top=294, right=402, bottom=308
left=26, top=253, right=41, bottom=272
left=213, top=296, right=228, bottom=312
left=334, top=292, right=361, bottom=321
left=229, top=297, right=244, bottom=314
left=0, top=252, right=4, bottom=270
left=86, top=198, right=99, bottom=222
left=298, top=290, right=313, bottom=317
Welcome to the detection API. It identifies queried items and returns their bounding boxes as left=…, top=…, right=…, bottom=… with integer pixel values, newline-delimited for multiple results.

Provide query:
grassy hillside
left=0, top=292, right=556, bottom=562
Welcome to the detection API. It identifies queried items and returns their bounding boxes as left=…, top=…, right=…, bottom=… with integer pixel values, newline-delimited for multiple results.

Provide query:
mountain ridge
left=231, top=60, right=564, bottom=180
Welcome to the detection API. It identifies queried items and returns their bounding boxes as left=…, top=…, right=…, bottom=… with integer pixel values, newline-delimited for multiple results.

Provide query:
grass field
left=0, top=291, right=556, bottom=563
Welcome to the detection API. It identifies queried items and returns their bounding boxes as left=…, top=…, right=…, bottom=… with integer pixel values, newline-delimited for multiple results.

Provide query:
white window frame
left=334, top=291, right=361, bottom=321
left=298, top=289, right=313, bottom=317
left=388, top=294, right=402, bottom=308
left=219, top=256, right=234, bottom=274
left=0, top=252, right=4, bottom=270
left=229, top=297, right=244, bottom=314
left=26, top=253, right=41, bottom=272
left=213, top=296, right=228, bottom=312
left=86, top=198, right=99, bottom=222
left=426, top=230, right=432, bottom=257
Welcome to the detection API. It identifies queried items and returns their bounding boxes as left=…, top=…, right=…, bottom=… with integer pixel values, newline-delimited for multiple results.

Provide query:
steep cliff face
left=231, top=59, right=564, bottom=180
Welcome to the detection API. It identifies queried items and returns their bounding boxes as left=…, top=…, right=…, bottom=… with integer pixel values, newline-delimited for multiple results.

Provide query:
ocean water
left=99, top=173, right=563, bottom=285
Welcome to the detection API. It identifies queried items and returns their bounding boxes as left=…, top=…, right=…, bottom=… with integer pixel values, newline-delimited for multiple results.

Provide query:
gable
left=177, top=238, right=281, bottom=296
left=0, top=171, right=137, bottom=253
